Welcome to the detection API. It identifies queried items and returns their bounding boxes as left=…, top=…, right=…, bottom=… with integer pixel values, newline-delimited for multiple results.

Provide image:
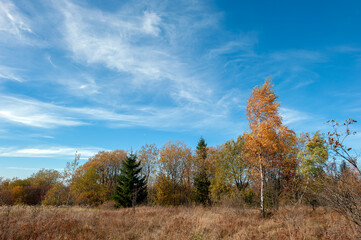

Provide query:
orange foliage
left=157, top=140, right=193, bottom=205
left=78, top=150, right=127, bottom=194
left=245, top=78, right=298, bottom=215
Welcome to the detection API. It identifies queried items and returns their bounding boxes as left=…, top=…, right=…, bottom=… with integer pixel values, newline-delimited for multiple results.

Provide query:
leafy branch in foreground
left=321, top=119, right=361, bottom=230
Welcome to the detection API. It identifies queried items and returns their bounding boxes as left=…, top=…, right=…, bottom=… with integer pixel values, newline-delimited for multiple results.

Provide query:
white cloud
left=208, top=33, right=258, bottom=58
left=46, top=55, right=57, bottom=68
left=6, top=167, right=65, bottom=172
left=7, top=167, right=44, bottom=171
left=293, top=79, right=314, bottom=89
left=279, top=107, right=312, bottom=125
left=0, top=65, right=23, bottom=82
left=55, top=0, right=222, bottom=106
left=0, top=0, right=32, bottom=36
left=0, top=1, right=325, bottom=136
left=0, top=96, right=86, bottom=128
left=0, top=0, right=246, bottom=133
left=0, top=146, right=101, bottom=158
left=216, top=45, right=325, bottom=89
left=59, top=1, right=168, bottom=80
left=142, top=11, right=161, bottom=36
left=58, top=74, right=100, bottom=96
left=0, top=95, right=243, bottom=132
left=269, top=50, right=325, bottom=62
left=332, top=45, right=361, bottom=53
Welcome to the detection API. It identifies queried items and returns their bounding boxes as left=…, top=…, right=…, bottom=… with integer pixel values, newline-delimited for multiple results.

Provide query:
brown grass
left=0, top=205, right=359, bottom=240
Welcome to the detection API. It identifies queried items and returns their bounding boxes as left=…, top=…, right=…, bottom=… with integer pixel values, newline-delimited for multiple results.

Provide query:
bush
left=42, top=183, right=68, bottom=206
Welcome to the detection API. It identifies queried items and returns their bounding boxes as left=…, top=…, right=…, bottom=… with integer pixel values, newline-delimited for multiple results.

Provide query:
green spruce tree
left=113, top=152, right=147, bottom=208
left=194, top=166, right=211, bottom=205
left=194, top=137, right=211, bottom=205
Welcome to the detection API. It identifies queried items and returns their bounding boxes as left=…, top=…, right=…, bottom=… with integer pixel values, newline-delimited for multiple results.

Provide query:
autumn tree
left=72, top=168, right=107, bottom=206
left=8, top=179, right=42, bottom=205
left=0, top=169, right=62, bottom=206
left=138, top=144, right=159, bottom=202
left=30, top=169, right=61, bottom=187
left=113, top=152, right=147, bottom=208
left=244, top=79, right=282, bottom=217
left=29, top=169, right=61, bottom=203
left=210, top=136, right=249, bottom=204
left=297, top=131, right=328, bottom=209
left=0, top=178, right=14, bottom=205
left=42, top=182, right=68, bottom=206
left=157, top=140, right=193, bottom=205
left=63, top=152, right=81, bottom=205
left=138, top=144, right=159, bottom=184
left=78, top=150, right=127, bottom=198
left=269, top=125, right=298, bottom=208
left=298, top=131, right=328, bottom=179
left=154, top=173, right=174, bottom=205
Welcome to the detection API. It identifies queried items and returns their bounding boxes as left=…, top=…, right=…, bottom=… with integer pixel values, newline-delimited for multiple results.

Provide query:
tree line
left=0, top=79, right=360, bottom=225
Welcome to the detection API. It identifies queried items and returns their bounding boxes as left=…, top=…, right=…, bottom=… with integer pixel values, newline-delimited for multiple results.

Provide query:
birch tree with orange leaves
left=245, top=78, right=282, bottom=218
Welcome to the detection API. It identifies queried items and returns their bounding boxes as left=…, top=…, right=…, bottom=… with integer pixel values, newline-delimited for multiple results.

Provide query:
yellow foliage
left=153, top=173, right=174, bottom=205
left=78, top=150, right=127, bottom=196
left=42, top=183, right=68, bottom=206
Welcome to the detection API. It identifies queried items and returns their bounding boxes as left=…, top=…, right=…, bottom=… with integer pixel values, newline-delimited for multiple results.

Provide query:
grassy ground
left=0, top=205, right=359, bottom=239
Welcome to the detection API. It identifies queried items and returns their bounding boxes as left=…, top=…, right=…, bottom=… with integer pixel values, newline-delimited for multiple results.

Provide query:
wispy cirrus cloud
left=0, top=96, right=85, bottom=128
left=0, top=1, right=351, bottom=137
left=0, top=0, right=256, bottom=136
left=0, top=146, right=101, bottom=158
left=57, top=74, right=100, bottom=96
left=0, top=0, right=330, bottom=139
left=0, top=0, right=32, bottom=37
left=207, top=33, right=258, bottom=58
left=6, top=167, right=64, bottom=172
left=0, top=0, right=49, bottom=48
left=331, top=45, right=361, bottom=54
left=0, top=95, right=243, bottom=133
left=0, top=65, right=23, bottom=82
left=209, top=36, right=325, bottom=89
left=55, top=0, right=221, bottom=106
left=279, top=107, right=312, bottom=125
left=0, top=0, right=246, bottom=134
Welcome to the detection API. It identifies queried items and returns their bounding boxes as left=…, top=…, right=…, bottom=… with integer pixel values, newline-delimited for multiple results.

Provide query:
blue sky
left=0, top=0, right=360, bottom=178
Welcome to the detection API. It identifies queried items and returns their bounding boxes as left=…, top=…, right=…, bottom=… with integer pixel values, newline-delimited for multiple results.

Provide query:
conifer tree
left=194, top=167, right=211, bottom=205
left=194, top=137, right=211, bottom=205
left=196, top=137, right=207, bottom=162
left=113, top=152, right=147, bottom=208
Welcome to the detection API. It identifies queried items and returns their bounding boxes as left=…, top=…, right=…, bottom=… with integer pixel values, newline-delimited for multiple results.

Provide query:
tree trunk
left=260, top=163, right=265, bottom=218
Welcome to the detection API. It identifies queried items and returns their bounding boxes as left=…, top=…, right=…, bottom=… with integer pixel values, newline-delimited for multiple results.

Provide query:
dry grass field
left=0, top=205, right=359, bottom=240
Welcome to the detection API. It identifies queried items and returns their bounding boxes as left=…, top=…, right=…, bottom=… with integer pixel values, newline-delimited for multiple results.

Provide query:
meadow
left=1, top=205, right=359, bottom=240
